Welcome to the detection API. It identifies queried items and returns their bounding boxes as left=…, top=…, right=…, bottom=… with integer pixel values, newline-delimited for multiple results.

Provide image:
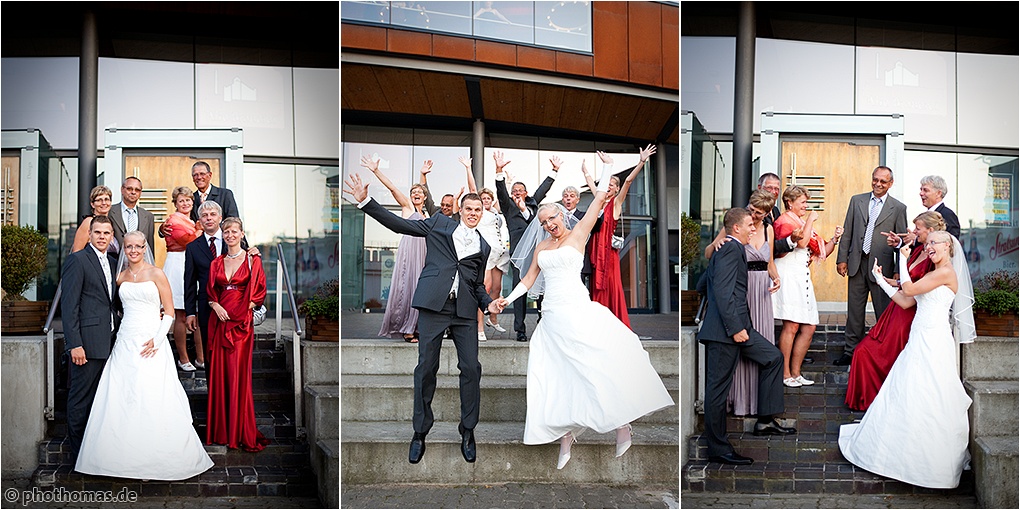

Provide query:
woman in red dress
left=206, top=217, right=269, bottom=452
left=845, top=211, right=945, bottom=411
left=587, top=144, right=657, bottom=328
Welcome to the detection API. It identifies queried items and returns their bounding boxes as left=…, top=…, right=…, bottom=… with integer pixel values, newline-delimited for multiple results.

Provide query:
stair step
left=37, top=435, right=310, bottom=468
left=341, top=420, right=679, bottom=484
left=962, top=336, right=1020, bottom=381
left=964, top=380, right=1020, bottom=440
left=972, top=435, right=1020, bottom=509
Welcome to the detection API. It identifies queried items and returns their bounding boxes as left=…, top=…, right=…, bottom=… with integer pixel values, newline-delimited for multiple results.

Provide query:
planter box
left=1, top=300, right=51, bottom=335
left=974, top=309, right=1019, bottom=337
left=680, top=290, right=700, bottom=326
left=306, top=316, right=339, bottom=341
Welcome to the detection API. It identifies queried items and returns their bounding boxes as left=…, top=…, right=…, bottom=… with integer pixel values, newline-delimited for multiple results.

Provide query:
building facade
left=341, top=1, right=681, bottom=314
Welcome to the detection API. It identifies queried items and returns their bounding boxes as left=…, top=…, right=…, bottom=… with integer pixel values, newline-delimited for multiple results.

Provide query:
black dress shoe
left=833, top=353, right=853, bottom=366
left=408, top=432, right=426, bottom=464
left=458, top=424, right=476, bottom=463
left=753, top=419, right=797, bottom=436
left=516, top=334, right=528, bottom=342
left=708, top=452, right=753, bottom=465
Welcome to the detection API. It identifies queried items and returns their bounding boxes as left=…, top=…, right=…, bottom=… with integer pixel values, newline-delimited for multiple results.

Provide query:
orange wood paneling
left=522, top=82, right=565, bottom=128
left=420, top=71, right=472, bottom=118
left=341, top=23, right=387, bottom=52
left=480, top=78, right=524, bottom=124
left=517, top=45, right=556, bottom=72
left=555, top=51, right=593, bottom=77
left=558, top=88, right=604, bottom=133
left=475, top=40, right=517, bottom=67
left=372, top=66, right=432, bottom=114
left=592, top=1, right=629, bottom=82
left=341, top=63, right=392, bottom=112
left=593, top=93, right=644, bottom=138
left=661, top=4, right=679, bottom=90
left=628, top=99, right=675, bottom=142
left=432, top=34, right=475, bottom=61
left=627, top=2, right=662, bottom=88
left=386, top=29, right=432, bottom=56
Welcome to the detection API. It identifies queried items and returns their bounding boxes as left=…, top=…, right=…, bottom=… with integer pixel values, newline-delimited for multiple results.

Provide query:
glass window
left=98, top=58, right=195, bottom=134
left=294, top=68, right=340, bottom=159
left=294, top=164, right=340, bottom=305
left=956, top=154, right=1018, bottom=282
left=392, top=2, right=472, bottom=35
left=196, top=64, right=295, bottom=157
left=341, top=1, right=390, bottom=23
left=534, top=1, right=592, bottom=52
left=361, top=211, right=402, bottom=308
left=473, top=1, right=535, bottom=45
left=343, top=142, right=415, bottom=207
left=618, top=219, right=655, bottom=309
left=1, top=57, right=81, bottom=149
left=241, top=163, right=296, bottom=314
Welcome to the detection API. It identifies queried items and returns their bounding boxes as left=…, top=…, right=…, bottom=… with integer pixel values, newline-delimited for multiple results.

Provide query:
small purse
left=247, top=255, right=267, bottom=326
left=611, top=235, right=625, bottom=250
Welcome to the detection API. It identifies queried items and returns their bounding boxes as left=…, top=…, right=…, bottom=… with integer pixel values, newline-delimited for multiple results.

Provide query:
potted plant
left=1, top=224, right=50, bottom=335
left=299, top=278, right=339, bottom=341
left=972, top=270, right=1019, bottom=337
left=680, top=212, right=702, bottom=325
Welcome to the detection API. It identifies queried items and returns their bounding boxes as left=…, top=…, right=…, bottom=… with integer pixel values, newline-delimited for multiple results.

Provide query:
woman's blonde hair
left=913, top=211, right=946, bottom=232
left=927, top=230, right=954, bottom=257
left=748, top=189, right=776, bottom=213
left=220, top=217, right=243, bottom=231
left=172, top=186, right=193, bottom=203
left=89, top=185, right=112, bottom=203
left=782, top=185, right=810, bottom=210
left=479, top=188, right=495, bottom=200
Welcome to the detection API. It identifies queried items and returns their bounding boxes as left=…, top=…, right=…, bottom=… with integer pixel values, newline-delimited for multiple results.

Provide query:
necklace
left=128, top=266, right=143, bottom=280
left=225, top=250, right=244, bottom=259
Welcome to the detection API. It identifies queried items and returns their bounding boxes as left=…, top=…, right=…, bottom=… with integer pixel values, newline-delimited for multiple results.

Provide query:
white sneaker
left=478, top=331, right=487, bottom=342
left=794, top=375, right=815, bottom=386
left=485, top=318, right=507, bottom=333
left=783, top=377, right=802, bottom=388
left=177, top=360, right=197, bottom=372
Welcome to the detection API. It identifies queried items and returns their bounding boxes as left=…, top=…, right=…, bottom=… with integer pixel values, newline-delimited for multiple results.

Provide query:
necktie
left=126, top=208, right=137, bottom=232
left=98, top=252, right=112, bottom=299
left=209, top=237, right=217, bottom=257
left=863, top=197, right=881, bottom=255
left=201, top=192, right=208, bottom=204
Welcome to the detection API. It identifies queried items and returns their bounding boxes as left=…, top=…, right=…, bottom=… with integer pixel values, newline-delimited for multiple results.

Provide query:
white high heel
left=615, top=424, right=633, bottom=458
left=557, top=432, right=576, bottom=470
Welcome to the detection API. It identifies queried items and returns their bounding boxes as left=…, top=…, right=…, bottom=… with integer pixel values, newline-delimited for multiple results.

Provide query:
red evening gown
left=206, top=254, right=270, bottom=452
left=589, top=197, right=630, bottom=328
left=844, top=247, right=934, bottom=411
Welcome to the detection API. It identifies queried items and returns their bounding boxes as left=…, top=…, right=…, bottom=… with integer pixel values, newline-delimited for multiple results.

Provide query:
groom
left=345, top=172, right=501, bottom=464
left=60, top=215, right=119, bottom=460
left=697, top=208, right=794, bottom=465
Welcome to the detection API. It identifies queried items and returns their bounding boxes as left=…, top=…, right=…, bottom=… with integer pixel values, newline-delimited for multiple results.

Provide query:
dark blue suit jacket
left=935, top=202, right=961, bottom=239
left=184, top=234, right=217, bottom=319
left=60, top=246, right=118, bottom=358
left=696, top=236, right=753, bottom=344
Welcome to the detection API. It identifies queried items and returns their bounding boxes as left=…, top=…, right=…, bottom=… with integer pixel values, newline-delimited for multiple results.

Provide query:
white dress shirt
left=90, top=242, right=115, bottom=330
left=122, top=203, right=138, bottom=232
left=450, top=223, right=481, bottom=296
left=204, top=230, right=223, bottom=257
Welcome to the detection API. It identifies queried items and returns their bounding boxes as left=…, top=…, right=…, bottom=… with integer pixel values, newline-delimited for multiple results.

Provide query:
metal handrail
left=275, top=243, right=303, bottom=339
left=42, top=280, right=62, bottom=421
left=275, top=242, right=305, bottom=436
left=42, top=280, right=62, bottom=334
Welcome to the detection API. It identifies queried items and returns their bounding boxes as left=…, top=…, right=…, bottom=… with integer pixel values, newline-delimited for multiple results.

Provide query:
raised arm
left=614, top=144, right=657, bottom=219
left=360, top=155, right=412, bottom=211
left=459, top=156, right=477, bottom=194
left=344, top=173, right=433, bottom=238
left=494, top=151, right=514, bottom=213
left=532, top=156, right=561, bottom=203
left=580, top=159, right=597, bottom=193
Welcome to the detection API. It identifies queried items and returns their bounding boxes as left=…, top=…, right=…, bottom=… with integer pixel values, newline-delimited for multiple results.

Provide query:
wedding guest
left=846, top=211, right=944, bottom=411
left=184, top=201, right=225, bottom=371
left=772, top=186, right=841, bottom=387
left=188, top=161, right=239, bottom=220
left=71, top=186, right=115, bottom=253
left=757, top=173, right=801, bottom=259
left=459, top=156, right=510, bottom=340
left=361, top=156, right=430, bottom=343
left=161, top=186, right=205, bottom=370
left=918, top=175, right=960, bottom=239
left=704, top=190, right=781, bottom=415
left=206, top=217, right=269, bottom=452
left=109, top=176, right=155, bottom=255
left=588, top=144, right=657, bottom=328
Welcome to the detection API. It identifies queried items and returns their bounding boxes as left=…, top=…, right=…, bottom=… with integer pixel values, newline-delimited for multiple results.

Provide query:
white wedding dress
left=523, top=246, right=674, bottom=445
left=838, top=285, right=971, bottom=488
left=75, top=281, right=214, bottom=480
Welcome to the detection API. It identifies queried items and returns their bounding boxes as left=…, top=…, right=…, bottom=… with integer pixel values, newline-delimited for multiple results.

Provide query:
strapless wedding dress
left=838, top=285, right=971, bottom=488
left=523, top=246, right=674, bottom=445
left=75, top=281, right=213, bottom=480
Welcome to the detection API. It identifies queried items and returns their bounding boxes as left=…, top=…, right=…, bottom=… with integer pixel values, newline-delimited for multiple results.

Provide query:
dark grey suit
left=496, top=175, right=552, bottom=338
left=360, top=198, right=493, bottom=434
left=191, top=185, right=239, bottom=221
left=108, top=203, right=155, bottom=254
left=184, top=232, right=220, bottom=363
left=60, top=244, right=119, bottom=457
left=696, top=237, right=785, bottom=457
left=836, top=192, right=908, bottom=355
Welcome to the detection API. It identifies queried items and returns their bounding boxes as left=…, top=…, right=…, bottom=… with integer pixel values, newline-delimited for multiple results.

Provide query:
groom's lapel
left=83, top=249, right=112, bottom=305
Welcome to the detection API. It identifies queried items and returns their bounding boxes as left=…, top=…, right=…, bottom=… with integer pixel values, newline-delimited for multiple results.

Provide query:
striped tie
left=863, top=197, right=881, bottom=255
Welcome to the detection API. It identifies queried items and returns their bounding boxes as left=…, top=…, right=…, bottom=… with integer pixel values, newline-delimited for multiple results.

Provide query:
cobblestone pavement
left=681, top=493, right=979, bottom=509
left=341, top=483, right=679, bottom=509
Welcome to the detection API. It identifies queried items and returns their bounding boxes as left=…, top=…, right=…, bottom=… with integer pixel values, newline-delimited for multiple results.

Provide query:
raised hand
left=343, top=173, right=370, bottom=203
left=549, top=155, right=563, bottom=172
left=359, top=155, right=379, bottom=173
left=457, top=156, right=471, bottom=169
left=883, top=231, right=901, bottom=247
left=638, top=143, right=657, bottom=162
left=596, top=150, right=613, bottom=165
left=807, top=210, right=819, bottom=223
left=872, top=259, right=884, bottom=279
left=513, top=194, right=527, bottom=212
left=419, top=160, right=434, bottom=175
left=581, top=159, right=589, bottom=175
left=494, top=151, right=510, bottom=172
left=833, top=225, right=844, bottom=242
left=899, top=243, right=911, bottom=258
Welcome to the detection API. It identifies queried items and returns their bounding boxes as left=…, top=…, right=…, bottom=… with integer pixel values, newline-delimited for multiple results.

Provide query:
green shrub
left=680, top=212, right=702, bottom=270
left=1, top=225, right=48, bottom=301
left=298, top=278, right=339, bottom=320
left=974, top=270, right=1020, bottom=316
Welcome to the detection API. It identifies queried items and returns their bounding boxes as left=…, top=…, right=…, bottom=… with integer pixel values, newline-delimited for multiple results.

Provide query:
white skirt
left=162, top=251, right=186, bottom=310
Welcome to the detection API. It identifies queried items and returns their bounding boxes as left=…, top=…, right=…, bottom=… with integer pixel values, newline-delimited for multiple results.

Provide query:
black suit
left=184, top=232, right=222, bottom=360
left=496, top=175, right=552, bottom=338
left=60, top=244, right=118, bottom=456
left=191, top=185, right=239, bottom=221
left=935, top=202, right=961, bottom=239
left=696, top=236, right=785, bottom=457
left=566, top=206, right=602, bottom=288
left=768, top=205, right=796, bottom=258
left=360, top=198, right=493, bottom=434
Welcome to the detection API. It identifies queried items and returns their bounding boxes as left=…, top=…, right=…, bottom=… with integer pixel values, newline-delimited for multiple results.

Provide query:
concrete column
left=655, top=143, right=671, bottom=313
left=731, top=1, right=756, bottom=207
left=472, top=119, right=485, bottom=185
left=77, top=10, right=98, bottom=220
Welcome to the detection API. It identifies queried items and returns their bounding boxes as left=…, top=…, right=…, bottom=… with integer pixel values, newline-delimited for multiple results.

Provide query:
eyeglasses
left=92, top=197, right=112, bottom=203
left=540, top=212, right=561, bottom=228
left=123, top=186, right=142, bottom=193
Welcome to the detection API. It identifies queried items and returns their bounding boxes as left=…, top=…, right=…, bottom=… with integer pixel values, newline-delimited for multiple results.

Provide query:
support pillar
left=731, top=1, right=756, bottom=207
left=77, top=10, right=98, bottom=220
left=471, top=119, right=485, bottom=185
left=655, top=143, right=671, bottom=313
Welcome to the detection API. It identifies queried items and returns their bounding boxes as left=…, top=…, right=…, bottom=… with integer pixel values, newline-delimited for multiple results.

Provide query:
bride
left=838, top=230, right=975, bottom=488
left=75, top=231, right=213, bottom=479
left=495, top=151, right=674, bottom=469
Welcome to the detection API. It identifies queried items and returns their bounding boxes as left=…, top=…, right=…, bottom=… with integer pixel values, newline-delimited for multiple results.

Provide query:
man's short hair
left=461, top=193, right=483, bottom=207
left=562, top=186, right=580, bottom=197
left=91, top=215, right=113, bottom=230
left=512, top=182, right=527, bottom=192
left=757, top=173, right=781, bottom=187
left=197, top=199, right=222, bottom=217
left=723, top=207, right=751, bottom=233
left=920, top=175, right=948, bottom=198
left=441, top=194, right=455, bottom=202
left=123, top=176, right=143, bottom=187
left=873, top=166, right=894, bottom=180
left=192, top=161, right=211, bottom=174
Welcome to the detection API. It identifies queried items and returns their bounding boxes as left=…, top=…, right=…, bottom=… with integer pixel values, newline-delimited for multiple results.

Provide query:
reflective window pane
left=392, top=2, right=472, bottom=35
left=341, top=1, right=390, bottom=23
left=534, top=1, right=591, bottom=52
left=956, top=154, right=1019, bottom=282
left=473, top=1, right=535, bottom=45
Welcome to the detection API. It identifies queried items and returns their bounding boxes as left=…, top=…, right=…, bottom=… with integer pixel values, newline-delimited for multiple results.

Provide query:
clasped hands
left=488, top=299, right=507, bottom=315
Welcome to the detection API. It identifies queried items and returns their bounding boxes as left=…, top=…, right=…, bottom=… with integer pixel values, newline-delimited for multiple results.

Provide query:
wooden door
left=1, top=156, right=19, bottom=226
left=780, top=142, right=880, bottom=304
left=123, top=156, right=221, bottom=267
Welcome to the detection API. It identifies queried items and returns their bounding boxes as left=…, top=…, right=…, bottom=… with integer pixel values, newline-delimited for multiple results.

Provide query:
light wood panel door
left=1, top=156, right=19, bottom=226
left=780, top=142, right=880, bottom=304
left=123, top=156, right=221, bottom=267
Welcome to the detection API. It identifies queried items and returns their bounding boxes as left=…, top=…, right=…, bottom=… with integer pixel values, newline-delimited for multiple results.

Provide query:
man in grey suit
left=697, top=208, right=793, bottom=465
left=834, top=166, right=908, bottom=366
left=109, top=176, right=155, bottom=252
left=188, top=161, right=240, bottom=221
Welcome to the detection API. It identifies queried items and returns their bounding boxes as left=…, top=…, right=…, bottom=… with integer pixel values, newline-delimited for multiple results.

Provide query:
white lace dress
left=838, top=285, right=972, bottom=488
left=522, top=246, right=674, bottom=445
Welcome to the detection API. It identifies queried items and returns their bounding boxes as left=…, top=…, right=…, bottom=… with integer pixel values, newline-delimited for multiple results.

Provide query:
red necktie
left=209, top=237, right=217, bottom=257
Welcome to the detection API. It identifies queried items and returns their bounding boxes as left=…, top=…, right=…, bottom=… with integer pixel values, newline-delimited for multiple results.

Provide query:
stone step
left=682, top=458, right=975, bottom=496
left=191, top=411, right=296, bottom=440
left=294, top=340, right=339, bottom=386
left=340, top=339, right=678, bottom=377
left=304, top=384, right=339, bottom=444
left=313, top=439, right=339, bottom=509
left=962, top=336, right=1020, bottom=381
left=341, top=420, right=679, bottom=484
left=972, top=435, right=1020, bottom=509
left=37, top=435, right=310, bottom=468
left=342, top=374, right=679, bottom=425
left=178, top=368, right=292, bottom=392
left=964, top=380, right=1020, bottom=441
left=186, top=388, right=295, bottom=415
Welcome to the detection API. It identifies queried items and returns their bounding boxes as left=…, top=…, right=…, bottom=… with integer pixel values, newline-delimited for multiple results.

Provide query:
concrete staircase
left=294, top=340, right=339, bottom=509
left=29, top=333, right=321, bottom=505
left=340, top=338, right=679, bottom=484
left=681, top=325, right=988, bottom=505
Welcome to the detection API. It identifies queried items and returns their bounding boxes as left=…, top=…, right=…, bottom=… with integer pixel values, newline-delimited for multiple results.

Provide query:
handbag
left=611, top=234, right=625, bottom=250
left=247, top=255, right=267, bottom=326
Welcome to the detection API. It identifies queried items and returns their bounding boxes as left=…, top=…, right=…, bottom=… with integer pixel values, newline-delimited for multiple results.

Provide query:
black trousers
left=413, top=298, right=481, bottom=434
left=512, top=264, right=528, bottom=337
left=702, top=332, right=785, bottom=457
left=66, top=358, right=107, bottom=456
